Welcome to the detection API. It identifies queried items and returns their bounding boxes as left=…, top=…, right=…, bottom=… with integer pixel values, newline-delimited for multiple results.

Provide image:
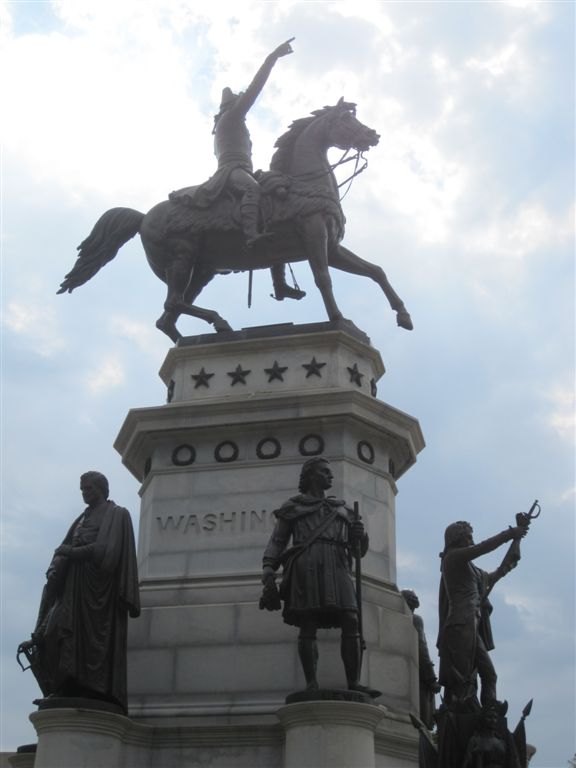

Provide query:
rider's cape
left=169, top=158, right=252, bottom=210
left=166, top=170, right=345, bottom=243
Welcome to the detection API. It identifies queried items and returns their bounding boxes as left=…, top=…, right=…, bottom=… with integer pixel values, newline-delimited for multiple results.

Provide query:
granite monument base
left=109, top=322, right=424, bottom=766
left=7, top=745, right=36, bottom=768
left=116, top=322, right=424, bottom=718
left=24, top=702, right=418, bottom=767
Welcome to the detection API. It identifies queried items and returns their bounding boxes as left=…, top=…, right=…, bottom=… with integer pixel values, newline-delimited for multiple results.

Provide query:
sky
left=1, top=1, right=574, bottom=765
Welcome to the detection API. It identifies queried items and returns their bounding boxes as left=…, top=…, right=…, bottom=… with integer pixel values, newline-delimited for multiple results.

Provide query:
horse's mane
left=270, top=101, right=356, bottom=173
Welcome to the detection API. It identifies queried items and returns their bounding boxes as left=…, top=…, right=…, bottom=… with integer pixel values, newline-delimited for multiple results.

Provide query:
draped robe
left=34, top=501, right=140, bottom=711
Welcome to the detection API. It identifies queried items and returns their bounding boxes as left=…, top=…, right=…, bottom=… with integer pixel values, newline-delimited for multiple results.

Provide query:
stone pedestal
left=29, top=709, right=131, bottom=768
left=7, top=748, right=36, bottom=768
left=27, top=708, right=283, bottom=768
left=277, top=700, right=385, bottom=768
left=112, top=321, right=423, bottom=765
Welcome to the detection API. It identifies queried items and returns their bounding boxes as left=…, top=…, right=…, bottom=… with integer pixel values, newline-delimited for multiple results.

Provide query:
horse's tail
left=57, top=207, right=144, bottom=294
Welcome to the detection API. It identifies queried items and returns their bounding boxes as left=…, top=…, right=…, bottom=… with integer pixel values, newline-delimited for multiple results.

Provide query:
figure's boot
left=271, top=264, right=307, bottom=301
left=341, top=634, right=380, bottom=696
left=298, top=637, right=319, bottom=690
left=240, top=202, right=274, bottom=249
left=341, top=633, right=363, bottom=690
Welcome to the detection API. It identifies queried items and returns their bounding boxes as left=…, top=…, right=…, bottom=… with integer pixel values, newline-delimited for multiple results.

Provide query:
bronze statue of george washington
left=170, top=37, right=305, bottom=302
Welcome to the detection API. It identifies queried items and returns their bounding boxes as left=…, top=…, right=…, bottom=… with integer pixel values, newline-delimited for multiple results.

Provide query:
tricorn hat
left=220, top=87, right=238, bottom=108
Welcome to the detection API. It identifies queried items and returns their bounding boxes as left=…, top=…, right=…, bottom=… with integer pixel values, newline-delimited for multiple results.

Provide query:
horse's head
left=325, top=98, right=380, bottom=152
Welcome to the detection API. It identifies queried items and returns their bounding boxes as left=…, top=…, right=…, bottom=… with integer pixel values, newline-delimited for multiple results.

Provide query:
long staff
left=353, top=501, right=366, bottom=651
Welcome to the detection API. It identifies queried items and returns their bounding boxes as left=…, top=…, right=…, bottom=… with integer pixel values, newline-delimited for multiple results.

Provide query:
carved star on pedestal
left=302, top=357, right=327, bottom=378
left=347, top=363, right=364, bottom=387
left=265, top=360, right=288, bottom=382
left=191, top=367, right=214, bottom=389
left=227, top=364, right=251, bottom=386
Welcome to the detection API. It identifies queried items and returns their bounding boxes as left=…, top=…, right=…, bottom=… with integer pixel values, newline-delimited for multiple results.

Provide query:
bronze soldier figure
left=402, top=589, right=441, bottom=729
left=260, top=458, right=373, bottom=694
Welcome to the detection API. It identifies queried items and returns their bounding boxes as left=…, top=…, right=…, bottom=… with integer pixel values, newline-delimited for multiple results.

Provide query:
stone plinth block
left=277, top=700, right=385, bottom=768
left=7, top=748, right=36, bottom=768
left=30, top=708, right=132, bottom=768
left=29, top=708, right=285, bottom=768
left=115, top=323, right=424, bottom=717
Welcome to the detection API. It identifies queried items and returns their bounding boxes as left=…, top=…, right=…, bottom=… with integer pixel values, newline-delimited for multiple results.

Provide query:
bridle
left=289, top=109, right=373, bottom=200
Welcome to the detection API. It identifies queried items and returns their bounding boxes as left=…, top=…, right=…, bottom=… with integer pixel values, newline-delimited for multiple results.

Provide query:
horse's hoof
left=396, top=311, right=413, bottom=330
left=213, top=319, right=233, bottom=333
left=156, top=318, right=181, bottom=344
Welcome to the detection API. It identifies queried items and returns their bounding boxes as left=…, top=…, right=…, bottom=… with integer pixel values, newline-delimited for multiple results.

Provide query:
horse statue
left=57, top=99, right=413, bottom=343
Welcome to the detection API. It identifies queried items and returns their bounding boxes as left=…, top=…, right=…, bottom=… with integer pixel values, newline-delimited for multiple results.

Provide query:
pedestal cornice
left=115, top=388, right=424, bottom=483
left=276, top=700, right=386, bottom=730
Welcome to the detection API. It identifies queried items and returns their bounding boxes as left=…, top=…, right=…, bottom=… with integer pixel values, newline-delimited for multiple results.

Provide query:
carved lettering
left=156, top=510, right=274, bottom=535
left=202, top=513, right=218, bottom=532
left=184, top=515, right=201, bottom=534
left=219, top=511, right=236, bottom=533
left=250, top=510, right=268, bottom=532
left=157, top=514, right=186, bottom=531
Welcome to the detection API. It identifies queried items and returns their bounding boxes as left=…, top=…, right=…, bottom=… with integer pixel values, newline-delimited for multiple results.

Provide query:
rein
left=336, top=150, right=368, bottom=201
left=290, top=149, right=369, bottom=200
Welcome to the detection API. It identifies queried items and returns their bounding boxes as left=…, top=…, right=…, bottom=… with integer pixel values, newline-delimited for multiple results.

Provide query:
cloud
left=2, top=299, right=65, bottom=357
left=365, top=119, right=469, bottom=244
left=85, top=359, right=125, bottom=394
left=467, top=42, right=524, bottom=80
left=108, top=315, right=167, bottom=359
left=543, top=383, right=576, bottom=442
left=466, top=202, right=573, bottom=265
left=1, top=3, right=215, bottom=204
left=503, top=0, right=551, bottom=21
left=501, top=587, right=571, bottom=641
left=396, top=549, right=421, bottom=571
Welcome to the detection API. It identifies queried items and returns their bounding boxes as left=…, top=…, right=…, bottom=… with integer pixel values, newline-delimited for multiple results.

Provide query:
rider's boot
left=298, top=636, right=319, bottom=690
left=271, top=264, right=306, bottom=301
left=241, top=202, right=274, bottom=249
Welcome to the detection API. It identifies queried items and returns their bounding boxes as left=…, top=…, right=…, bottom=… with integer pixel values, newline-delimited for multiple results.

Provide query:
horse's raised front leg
left=299, top=216, right=344, bottom=323
left=329, top=244, right=413, bottom=330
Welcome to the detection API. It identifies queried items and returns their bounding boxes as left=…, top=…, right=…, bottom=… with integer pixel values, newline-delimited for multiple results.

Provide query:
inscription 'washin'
left=156, top=510, right=274, bottom=535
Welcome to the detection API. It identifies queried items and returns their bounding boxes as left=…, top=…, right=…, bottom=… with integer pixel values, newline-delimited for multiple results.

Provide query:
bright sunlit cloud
left=543, top=384, right=576, bottom=443
left=85, top=359, right=125, bottom=394
left=109, top=315, right=168, bottom=359
left=2, top=300, right=65, bottom=357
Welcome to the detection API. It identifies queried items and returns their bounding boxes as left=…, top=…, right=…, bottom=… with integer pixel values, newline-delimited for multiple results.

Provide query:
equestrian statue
left=57, top=39, right=413, bottom=343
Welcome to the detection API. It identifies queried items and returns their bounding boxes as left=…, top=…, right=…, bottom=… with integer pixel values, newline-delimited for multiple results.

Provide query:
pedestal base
left=26, top=698, right=418, bottom=767
left=285, top=687, right=378, bottom=705
left=119, top=325, right=424, bottom=717
left=30, top=708, right=132, bottom=768
left=7, top=745, right=36, bottom=768
left=34, top=696, right=123, bottom=714
left=277, top=700, right=385, bottom=768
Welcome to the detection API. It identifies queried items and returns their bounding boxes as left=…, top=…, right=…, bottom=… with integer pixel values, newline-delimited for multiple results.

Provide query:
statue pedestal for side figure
left=7, top=747, right=36, bottom=768
left=29, top=708, right=133, bottom=768
left=278, top=700, right=386, bottom=768
left=114, top=321, right=425, bottom=767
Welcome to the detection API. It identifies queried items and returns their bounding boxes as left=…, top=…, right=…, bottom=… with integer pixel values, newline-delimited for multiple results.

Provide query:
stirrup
left=271, top=285, right=307, bottom=302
